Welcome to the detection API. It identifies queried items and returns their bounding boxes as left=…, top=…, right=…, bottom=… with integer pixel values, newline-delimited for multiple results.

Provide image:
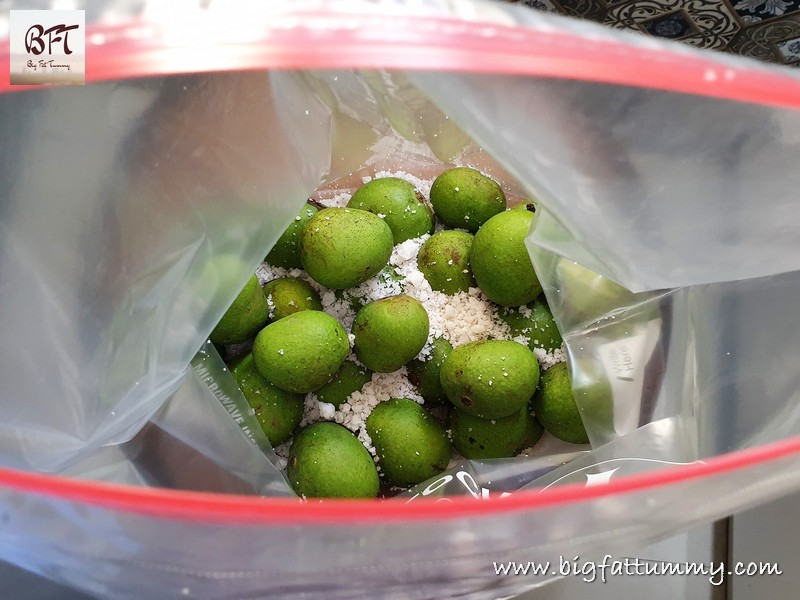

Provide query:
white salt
left=533, top=347, right=565, bottom=371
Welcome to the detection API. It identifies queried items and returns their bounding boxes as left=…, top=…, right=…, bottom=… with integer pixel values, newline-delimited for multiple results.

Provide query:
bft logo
left=25, top=23, right=80, bottom=56
left=10, top=10, right=86, bottom=85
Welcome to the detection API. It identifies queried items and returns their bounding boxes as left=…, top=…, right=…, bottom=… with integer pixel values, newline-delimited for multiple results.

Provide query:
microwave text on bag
left=193, top=363, right=259, bottom=446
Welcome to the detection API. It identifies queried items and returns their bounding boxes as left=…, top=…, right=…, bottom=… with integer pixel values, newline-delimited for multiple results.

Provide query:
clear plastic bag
left=0, top=69, right=330, bottom=473
left=4, top=1, right=800, bottom=599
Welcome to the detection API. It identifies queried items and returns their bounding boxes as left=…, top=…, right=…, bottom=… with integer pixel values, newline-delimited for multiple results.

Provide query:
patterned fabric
left=502, top=0, right=800, bottom=65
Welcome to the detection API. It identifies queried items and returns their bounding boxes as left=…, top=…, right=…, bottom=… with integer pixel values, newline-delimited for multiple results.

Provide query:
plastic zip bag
left=0, top=69, right=329, bottom=473
left=4, top=1, right=800, bottom=598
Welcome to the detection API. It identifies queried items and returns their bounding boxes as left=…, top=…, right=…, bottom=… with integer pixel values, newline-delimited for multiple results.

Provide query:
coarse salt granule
left=512, top=334, right=530, bottom=347
left=533, top=347, right=566, bottom=371
left=357, top=429, right=377, bottom=461
left=265, top=293, right=276, bottom=320
left=256, top=264, right=320, bottom=290
left=300, top=392, right=322, bottom=427
left=391, top=235, right=428, bottom=265
left=319, top=191, right=351, bottom=207
left=319, top=290, right=354, bottom=327
left=318, top=401, right=336, bottom=421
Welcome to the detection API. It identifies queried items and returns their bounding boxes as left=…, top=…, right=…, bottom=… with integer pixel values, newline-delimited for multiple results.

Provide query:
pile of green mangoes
left=210, top=167, right=591, bottom=499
